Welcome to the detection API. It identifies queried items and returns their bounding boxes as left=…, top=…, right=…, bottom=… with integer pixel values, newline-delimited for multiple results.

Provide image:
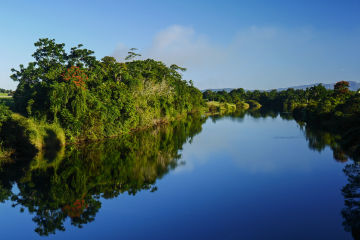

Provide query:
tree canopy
left=10, top=38, right=203, bottom=140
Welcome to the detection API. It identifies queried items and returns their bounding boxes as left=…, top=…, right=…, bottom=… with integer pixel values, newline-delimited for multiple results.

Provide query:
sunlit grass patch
left=206, top=101, right=237, bottom=114
left=1, top=114, right=65, bottom=156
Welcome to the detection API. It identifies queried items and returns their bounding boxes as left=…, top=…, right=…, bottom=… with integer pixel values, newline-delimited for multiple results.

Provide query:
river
left=0, top=111, right=356, bottom=239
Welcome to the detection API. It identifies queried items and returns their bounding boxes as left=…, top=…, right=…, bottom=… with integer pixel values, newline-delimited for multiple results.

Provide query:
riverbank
left=204, top=100, right=261, bottom=116
left=0, top=100, right=249, bottom=159
left=0, top=108, right=208, bottom=159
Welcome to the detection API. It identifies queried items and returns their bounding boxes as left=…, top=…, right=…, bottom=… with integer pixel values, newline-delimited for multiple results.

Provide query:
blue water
left=0, top=114, right=352, bottom=239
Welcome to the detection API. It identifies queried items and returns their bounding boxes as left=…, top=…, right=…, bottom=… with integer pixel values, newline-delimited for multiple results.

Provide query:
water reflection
left=1, top=109, right=360, bottom=238
left=295, top=117, right=360, bottom=239
left=342, top=163, right=360, bottom=240
left=0, top=114, right=206, bottom=236
left=214, top=109, right=360, bottom=239
left=249, top=109, right=360, bottom=239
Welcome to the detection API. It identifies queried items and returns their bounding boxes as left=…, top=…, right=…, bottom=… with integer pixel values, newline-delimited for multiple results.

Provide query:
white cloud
left=112, top=25, right=360, bottom=90
left=112, top=42, right=130, bottom=61
left=145, top=25, right=227, bottom=68
left=112, top=25, right=227, bottom=67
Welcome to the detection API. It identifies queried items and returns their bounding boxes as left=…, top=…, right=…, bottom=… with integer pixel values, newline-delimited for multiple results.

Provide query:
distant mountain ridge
left=201, top=88, right=234, bottom=93
left=276, top=81, right=360, bottom=91
left=202, top=81, right=360, bottom=92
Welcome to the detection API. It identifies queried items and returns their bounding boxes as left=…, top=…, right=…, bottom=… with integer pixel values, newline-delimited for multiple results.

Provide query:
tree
left=334, top=80, right=350, bottom=95
left=308, top=84, right=328, bottom=101
left=125, top=48, right=141, bottom=61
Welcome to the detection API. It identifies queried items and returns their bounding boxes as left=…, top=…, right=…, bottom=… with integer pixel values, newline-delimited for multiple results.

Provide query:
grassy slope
left=0, top=93, right=11, bottom=97
left=206, top=101, right=237, bottom=114
left=1, top=114, right=65, bottom=157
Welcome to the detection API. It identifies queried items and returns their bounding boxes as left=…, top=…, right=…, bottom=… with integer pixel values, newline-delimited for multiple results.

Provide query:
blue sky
left=0, top=0, right=359, bottom=90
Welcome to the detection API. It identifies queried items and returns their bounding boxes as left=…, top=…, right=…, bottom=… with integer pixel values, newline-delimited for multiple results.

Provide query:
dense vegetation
left=203, top=81, right=359, bottom=129
left=2, top=38, right=359, bottom=155
left=9, top=38, right=203, bottom=143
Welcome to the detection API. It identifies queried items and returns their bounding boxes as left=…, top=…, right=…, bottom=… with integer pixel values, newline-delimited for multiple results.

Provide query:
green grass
left=0, top=93, right=11, bottom=97
left=206, top=101, right=237, bottom=114
left=14, top=114, right=65, bottom=148
left=246, top=100, right=262, bottom=109
left=236, top=101, right=250, bottom=110
left=1, top=114, right=65, bottom=156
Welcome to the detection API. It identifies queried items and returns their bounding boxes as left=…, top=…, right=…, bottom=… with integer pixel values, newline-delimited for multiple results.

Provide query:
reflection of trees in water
left=342, top=163, right=360, bottom=240
left=247, top=108, right=281, bottom=119
left=222, top=107, right=360, bottom=239
left=211, top=107, right=360, bottom=239
left=301, top=125, right=348, bottom=162
left=0, top=114, right=206, bottom=236
left=209, top=108, right=290, bottom=123
left=288, top=112, right=360, bottom=239
left=221, top=107, right=360, bottom=239
left=300, top=124, right=360, bottom=164
left=1, top=107, right=359, bottom=237
left=210, top=110, right=246, bottom=123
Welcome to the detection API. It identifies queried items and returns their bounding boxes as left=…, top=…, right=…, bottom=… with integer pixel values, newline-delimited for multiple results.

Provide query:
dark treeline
left=204, top=82, right=357, bottom=111
left=0, top=88, right=12, bottom=94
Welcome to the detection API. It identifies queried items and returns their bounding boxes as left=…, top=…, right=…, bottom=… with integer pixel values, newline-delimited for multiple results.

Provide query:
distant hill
left=201, top=88, right=233, bottom=93
left=275, top=81, right=360, bottom=91
left=202, top=81, right=360, bottom=93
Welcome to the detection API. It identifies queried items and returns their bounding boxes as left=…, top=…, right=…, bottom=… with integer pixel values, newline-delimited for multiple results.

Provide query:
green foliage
left=334, top=80, right=350, bottom=95
left=246, top=100, right=262, bottom=109
left=0, top=104, right=11, bottom=128
left=0, top=113, right=65, bottom=157
left=236, top=101, right=250, bottom=110
left=336, top=94, right=360, bottom=115
left=10, top=39, right=203, bottom=141
left=125, top=48, right=141, bottom=61
left=206, top=101, right=237, bottom=114
left=0, top=105, right=12, bottom=158
left=203, top=82, right=356, bottom=123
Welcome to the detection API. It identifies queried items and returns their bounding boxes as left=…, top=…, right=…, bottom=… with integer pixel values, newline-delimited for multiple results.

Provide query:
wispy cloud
left=112, top=25, right=360, bottom=90
left=112, top=43, right=129, bottom=61
left=146, top=25, right=227, bottom=68
left=113, top=25, right=227, bottom=67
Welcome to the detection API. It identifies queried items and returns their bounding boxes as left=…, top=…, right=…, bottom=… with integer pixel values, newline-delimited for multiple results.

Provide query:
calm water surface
left=0, top=113, right=355, bottom=239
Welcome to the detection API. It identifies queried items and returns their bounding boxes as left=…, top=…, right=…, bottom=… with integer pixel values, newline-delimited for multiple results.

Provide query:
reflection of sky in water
left=177, top=115, right=339, bottom=173
left=0, top=115, right=351, bottom=240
